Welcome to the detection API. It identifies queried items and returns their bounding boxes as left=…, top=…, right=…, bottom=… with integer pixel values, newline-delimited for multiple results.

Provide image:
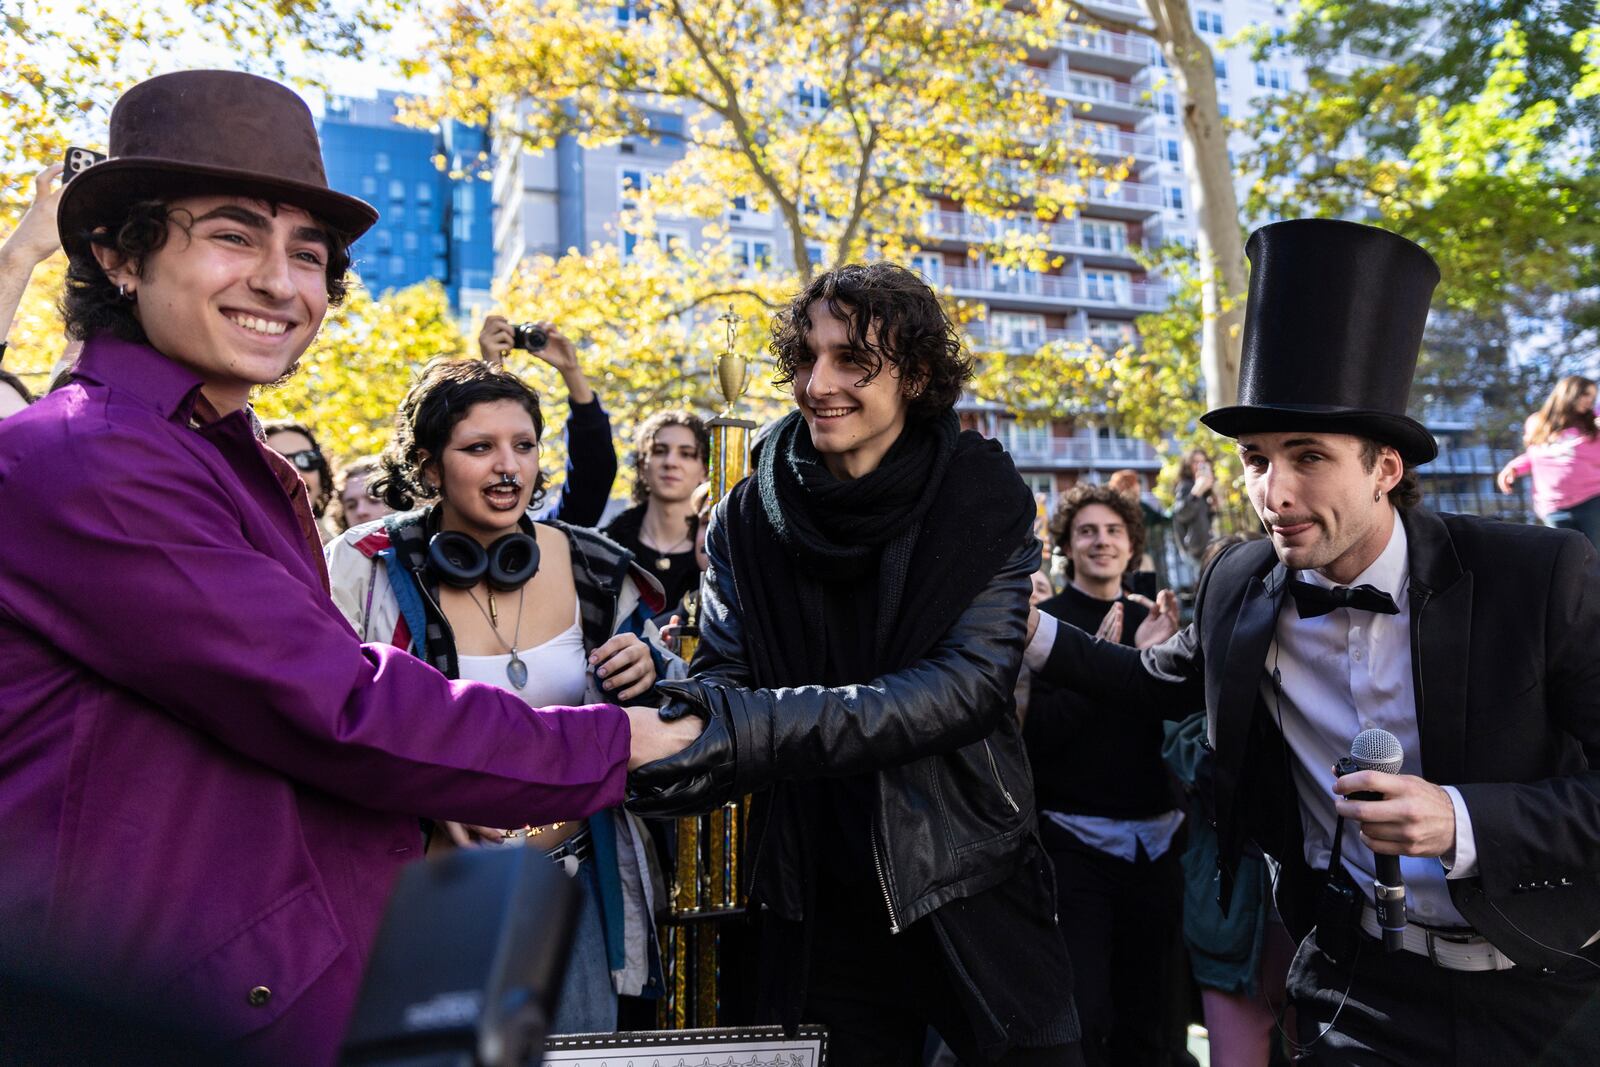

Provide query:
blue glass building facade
left=318, top=92, right=494, bottom=312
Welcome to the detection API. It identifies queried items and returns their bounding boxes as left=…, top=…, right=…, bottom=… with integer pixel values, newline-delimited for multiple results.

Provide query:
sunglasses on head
left=284, top=449, right=323, bottom=472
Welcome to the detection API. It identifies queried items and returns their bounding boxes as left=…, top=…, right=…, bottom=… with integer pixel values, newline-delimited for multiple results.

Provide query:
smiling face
left=92, top=194, right=333, bottom=413
left=643, top=424, right=707, bottom=505
left=792, top=300, right=912, bottom=480
left=1239, top=431, right=1401, bottom=582
left=428, top=398, right=543, bottom=544
left=1067, top=502, right=1132, bottom=596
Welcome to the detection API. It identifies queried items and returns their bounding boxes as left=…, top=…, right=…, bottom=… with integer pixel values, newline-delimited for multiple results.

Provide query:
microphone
left=1350, top=727, right=1406, bottom=952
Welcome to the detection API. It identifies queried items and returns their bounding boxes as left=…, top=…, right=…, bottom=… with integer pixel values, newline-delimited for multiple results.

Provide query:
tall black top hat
left=1200, top=219, right=1440, bottom=464
left=58, top=70, right=378, bottom=261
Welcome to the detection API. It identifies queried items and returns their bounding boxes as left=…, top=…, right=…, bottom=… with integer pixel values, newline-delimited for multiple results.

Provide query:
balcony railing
left=940, top=263, right=1169, bottom=308
left=1069, top=122, right=1160, bottom=161
left=1086, top=177, right=1165, bottom=208
left=1003, top=434, right=1161, bottom=465
left=921, top=209, right=1145, bottom=257
left=1035, top=69, right=1155, bottom=111
left=966, top=322, right=1091, bottom=351
left=1061, top=29, right=1156, bottom=65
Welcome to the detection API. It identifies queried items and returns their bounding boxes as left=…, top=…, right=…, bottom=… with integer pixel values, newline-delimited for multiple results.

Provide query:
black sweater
left=1024, top=584, right=1176, bottom=819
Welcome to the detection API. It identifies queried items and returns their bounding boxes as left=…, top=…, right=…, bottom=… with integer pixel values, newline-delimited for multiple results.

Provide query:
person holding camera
left=0, top=162, right=65, bottom=402
left=479, top=312, right=617, bottom=527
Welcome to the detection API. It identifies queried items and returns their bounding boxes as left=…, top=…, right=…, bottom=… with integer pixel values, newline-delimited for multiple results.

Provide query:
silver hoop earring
left=118, top=284, right=133, bottom=301
left=1375, top=487, right=1383, bottom=502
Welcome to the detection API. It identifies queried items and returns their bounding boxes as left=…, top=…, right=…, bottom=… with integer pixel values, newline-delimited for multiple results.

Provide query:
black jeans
left=803, top=897, right=1085, bottom=1067
left=1288, top=928, right=1600, bottom=1065
left=1041, top=818, right=1186, bottom=1067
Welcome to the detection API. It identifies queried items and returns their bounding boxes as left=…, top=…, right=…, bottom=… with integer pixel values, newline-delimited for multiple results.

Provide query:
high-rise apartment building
left=484, top=1, right=1530, bottom=538
left=319, top=91, right=495, bottom=315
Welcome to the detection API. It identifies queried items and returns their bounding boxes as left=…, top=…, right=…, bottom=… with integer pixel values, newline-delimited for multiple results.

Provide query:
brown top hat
left=58, top=69, right=378, bottom=260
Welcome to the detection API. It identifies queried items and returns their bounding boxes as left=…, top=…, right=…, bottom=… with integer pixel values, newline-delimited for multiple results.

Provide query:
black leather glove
left=626, top=678, right=740, bottom=817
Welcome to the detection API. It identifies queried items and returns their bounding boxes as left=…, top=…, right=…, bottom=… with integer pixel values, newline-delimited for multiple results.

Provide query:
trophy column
left=659, top=310, right=757, bottom=1028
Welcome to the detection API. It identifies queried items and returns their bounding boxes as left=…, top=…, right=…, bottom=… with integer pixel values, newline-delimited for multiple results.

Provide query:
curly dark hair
left=1049, top=482, right=1147, bottom=579
left=261, top=419, right=334, bottom=518
left=630, top=409, right=710, bottom=505
left=770, top=262, right=972, bottom=419
left=370, top=358, right=548, bottom=514
left=60, top=199, right=353, bottom=345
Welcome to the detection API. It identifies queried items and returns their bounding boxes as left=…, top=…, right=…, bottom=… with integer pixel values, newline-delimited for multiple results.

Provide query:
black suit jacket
left=1039, top=505, right=1600, bottom=974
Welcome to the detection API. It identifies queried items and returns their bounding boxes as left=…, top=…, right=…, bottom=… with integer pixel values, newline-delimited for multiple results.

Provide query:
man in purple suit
left=0, top=70, right=697, bottom=1065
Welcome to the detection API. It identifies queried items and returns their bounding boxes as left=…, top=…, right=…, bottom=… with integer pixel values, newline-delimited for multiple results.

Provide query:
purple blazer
left=0, top=338, right=631, bottom=1064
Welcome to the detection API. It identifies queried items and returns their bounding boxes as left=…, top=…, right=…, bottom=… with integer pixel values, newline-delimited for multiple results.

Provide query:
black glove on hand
left=626, top=678, right=739, bottom=817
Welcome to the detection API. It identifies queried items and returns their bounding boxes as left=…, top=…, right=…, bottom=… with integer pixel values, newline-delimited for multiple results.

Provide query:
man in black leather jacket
left=630, top=263, right=1081, bottom=1065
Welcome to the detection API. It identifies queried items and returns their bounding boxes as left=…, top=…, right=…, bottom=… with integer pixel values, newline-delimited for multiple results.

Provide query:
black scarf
left=729, top=406, right=1036, bottom=695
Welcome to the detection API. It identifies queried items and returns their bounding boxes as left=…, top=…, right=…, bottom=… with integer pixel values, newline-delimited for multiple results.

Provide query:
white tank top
left=456, top=600, right=589, bottom=707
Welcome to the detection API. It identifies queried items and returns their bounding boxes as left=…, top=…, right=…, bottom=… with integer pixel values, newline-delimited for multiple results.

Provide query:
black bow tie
left=1286, top=579, right=1400, bottom=620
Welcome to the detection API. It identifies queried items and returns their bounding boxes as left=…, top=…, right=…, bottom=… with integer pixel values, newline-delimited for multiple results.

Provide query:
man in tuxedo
left=1027, top=219, right=1600, bottom=1064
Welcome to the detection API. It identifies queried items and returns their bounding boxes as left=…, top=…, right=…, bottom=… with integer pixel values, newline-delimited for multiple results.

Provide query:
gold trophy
left=660, top=309, right=758, bottom=1028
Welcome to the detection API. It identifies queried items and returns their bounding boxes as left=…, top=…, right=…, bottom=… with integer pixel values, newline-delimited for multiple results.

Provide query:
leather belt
left=1360, top=905, right=1515, bottom=972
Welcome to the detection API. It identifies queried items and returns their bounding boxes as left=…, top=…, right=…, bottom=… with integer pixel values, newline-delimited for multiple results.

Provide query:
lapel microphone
left=1350, top=727, right=1406, bottom=952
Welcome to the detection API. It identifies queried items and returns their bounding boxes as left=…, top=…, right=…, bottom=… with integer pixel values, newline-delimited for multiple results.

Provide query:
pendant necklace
left=651, top=534, right=693, bottom=572
left=467, top=584, right=528, bottom=690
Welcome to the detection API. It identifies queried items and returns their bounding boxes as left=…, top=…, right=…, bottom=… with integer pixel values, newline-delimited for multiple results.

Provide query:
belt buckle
left=1424, top=927, right=1481, bottom=968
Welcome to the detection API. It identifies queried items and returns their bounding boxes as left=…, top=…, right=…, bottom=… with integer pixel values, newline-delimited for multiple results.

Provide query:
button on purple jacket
left=0, top=338, right=631, bottom=1065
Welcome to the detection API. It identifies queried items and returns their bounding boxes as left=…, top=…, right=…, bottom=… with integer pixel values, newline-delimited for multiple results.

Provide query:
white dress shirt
left=1021, top=519, right=1481, bottom=925
left=1262, top=517, right=1479, bottom=927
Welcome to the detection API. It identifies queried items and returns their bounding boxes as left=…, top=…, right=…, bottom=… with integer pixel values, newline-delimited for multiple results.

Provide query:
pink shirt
left=1509, top=427, right=1600, bottom=516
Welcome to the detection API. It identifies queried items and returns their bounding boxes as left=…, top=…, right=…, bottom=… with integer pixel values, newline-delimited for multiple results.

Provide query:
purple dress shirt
left=0, top=337, right=631, bottom=1064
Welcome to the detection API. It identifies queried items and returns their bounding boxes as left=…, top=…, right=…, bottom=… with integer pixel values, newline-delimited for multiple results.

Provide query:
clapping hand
left=1129, top=589, right=1180, bottom=649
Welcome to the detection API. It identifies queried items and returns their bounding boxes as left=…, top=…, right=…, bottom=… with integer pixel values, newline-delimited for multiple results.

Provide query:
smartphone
left=63, top=146, right=108, bottom=182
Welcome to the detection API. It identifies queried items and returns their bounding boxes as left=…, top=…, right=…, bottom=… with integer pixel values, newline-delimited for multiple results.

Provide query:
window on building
left=1214, top=57, right=1228, bottom=80
left=1164, top=185, right=1186, bottom=213
left=389, top=179, right=405, bottom=201
left=374, top=152, right=390, bottom=173
left=806, top=242, right=826, bottom=267
left=360, top=175, right=377, bottom=197
left=432, top=257, right=448, bottom=277
left=643, top=110, right=685, bottom=147
left=731, top=238, right=773, bottom=269
left=615, top=0, right=645, bottom=24
left=1088, top=319, right=1135, bottom=349
left=389, top=204, right=405, bottom=224
left=389, top=255, right=405, bottom=275
left=988, top=263, right=1041, bottom=295
left=1196, top=9, right=1224, bottom=33
left=1161, top=93, right=1177, bottom=117
left=432, top=233, right=447, bottom=254
left=1083, top=269, right=1129, bottom=303
left=403, top=232, right=419, bottom=252
left=1067, top=73, right=1115, bottom=102
left=1004, top=420, right=1052, bottom=457
left=794, top=83, right=830, bottom=111
left=991, top=311, right=1045, bottom=349
left=375, top=230, right=393, bottom=252
left=1254, top=65, right=1292, bottom=91
left=1219, top=100, right=1231, bottom=118
left=909, top=252, right=943, bottom=285
left=1080, top=219, right=1127, bottom=252
left=621, top=227, right=689, bottom=261
left=416, top=182, right=433, bottom=203
left=1162, top=137, right=1181, bottom=163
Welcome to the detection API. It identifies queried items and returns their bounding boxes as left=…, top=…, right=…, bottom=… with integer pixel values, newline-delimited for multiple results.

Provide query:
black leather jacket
left=628, top=514, right=1042, bottom=934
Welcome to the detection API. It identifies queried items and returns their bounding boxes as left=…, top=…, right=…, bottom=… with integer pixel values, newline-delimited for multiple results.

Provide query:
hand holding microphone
left=1332, top=728, right=1459, bottom=951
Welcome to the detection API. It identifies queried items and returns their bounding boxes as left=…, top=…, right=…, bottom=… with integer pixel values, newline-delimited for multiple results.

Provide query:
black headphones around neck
left=426, top=529, right=541, bottom=591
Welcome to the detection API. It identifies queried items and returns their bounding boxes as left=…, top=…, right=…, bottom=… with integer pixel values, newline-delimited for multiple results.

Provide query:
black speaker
left=340, top=846, right=579, bottom=1067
